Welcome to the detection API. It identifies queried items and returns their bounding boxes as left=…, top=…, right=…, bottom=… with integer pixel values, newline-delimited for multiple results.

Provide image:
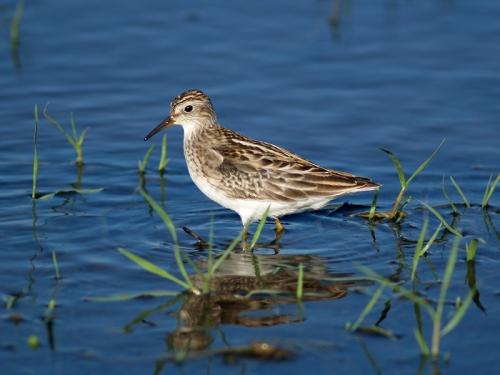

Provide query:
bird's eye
left=184, top=105, right=193, bottom=112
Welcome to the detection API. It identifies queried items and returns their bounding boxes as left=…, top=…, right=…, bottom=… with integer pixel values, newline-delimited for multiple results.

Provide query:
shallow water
left=1, top=1, right=499, bottom=374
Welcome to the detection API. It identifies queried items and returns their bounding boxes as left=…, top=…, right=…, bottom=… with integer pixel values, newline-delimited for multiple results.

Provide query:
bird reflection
left=166, top=248, right=357, bottom=353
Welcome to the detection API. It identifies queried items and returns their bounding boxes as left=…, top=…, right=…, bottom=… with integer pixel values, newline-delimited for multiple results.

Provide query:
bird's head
left=144, top=89, right=216, bottom=141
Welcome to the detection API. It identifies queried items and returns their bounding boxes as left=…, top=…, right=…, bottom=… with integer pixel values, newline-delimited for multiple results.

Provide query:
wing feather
left=204, top=129, right=379, bottom=202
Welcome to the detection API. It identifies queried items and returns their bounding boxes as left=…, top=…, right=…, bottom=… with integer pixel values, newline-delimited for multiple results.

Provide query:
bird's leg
left=242, top=221, right=250, bottom=251
left=274, top=217, right=284, bottom=242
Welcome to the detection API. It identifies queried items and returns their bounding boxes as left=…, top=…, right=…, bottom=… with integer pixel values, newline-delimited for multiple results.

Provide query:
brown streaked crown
left=170, top=89, right=213, bottom=111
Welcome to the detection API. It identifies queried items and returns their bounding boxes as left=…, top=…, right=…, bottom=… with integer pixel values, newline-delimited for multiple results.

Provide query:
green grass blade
left=139, top=189, right=178, bottom=243
left=38, top=187, right=104, bottom=200
left=450, top=176, right=470, bottom=208
left=32, top=104, right=39, bottom=199
left=466, top=239, right=478, bottom=262
left=348, top=285, right=385, bottom=331
left=481, top=174, right=500, bottom=208
left=43, top=105, right=66, bottom=134
left=138, top=145, right=155, bottom=174
left=250, top=206, right=270, bottom=250
left=411, top=217, right=428, bottom=281
left=296, top=263, right=304, bottom=301
left=10, top=0, right=24, bottom=46
left=51, top=250, right=61, bottom=280
left=210, top=231, right=243, bottom=276
left=139, top=189, right=194, bottom=291
left=406, top=139, right=445, bottom=185
left=433, top=235, right=462, bottom=354
left=441, top=177, right=457, bottom=215
left=420, top=201, right=462, bottom=237
left=117, top=247, right=190, bottom=290
left=420, top=223, right=443, bottom=256
left=441, top=288, right=474, bottom=337
left=85, top=290, right=179, bottom=302
left=413, top=328, right=430, bottom=356
left=358, top=265, right=436, bottom=317
left=70, top=112, right=79, bottom=140
left=78, top=127, right=89, bottom=145
left=368, top=189, right=379, bottom=221
left=158, top=134, right=168, bottom=173
left=381, top=148, right=406, bottom=188
left=438, top=235, right=461, bottom=307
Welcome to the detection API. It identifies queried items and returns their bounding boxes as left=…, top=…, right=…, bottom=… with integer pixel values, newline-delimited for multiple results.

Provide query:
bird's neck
left=182, top=121, right=217, bottom=144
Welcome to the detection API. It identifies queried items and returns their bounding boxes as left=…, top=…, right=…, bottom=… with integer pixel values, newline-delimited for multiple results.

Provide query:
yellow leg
left=274, top=217, right=284, bottom=241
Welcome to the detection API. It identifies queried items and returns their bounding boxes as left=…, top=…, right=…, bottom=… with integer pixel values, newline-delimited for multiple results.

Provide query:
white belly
left=186, top=160, right=332, bottom=224
left=182, top=127, right=334, bottom=224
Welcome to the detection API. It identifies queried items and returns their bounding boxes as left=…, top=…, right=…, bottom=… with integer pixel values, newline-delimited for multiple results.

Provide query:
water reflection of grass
left=9, top=0, right=23, bottom=70
left=31, top=105, right=39, bottom=199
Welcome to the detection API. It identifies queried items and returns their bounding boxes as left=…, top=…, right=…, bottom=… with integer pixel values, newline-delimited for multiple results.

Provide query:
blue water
left=1, top=1, right=499, bottom=374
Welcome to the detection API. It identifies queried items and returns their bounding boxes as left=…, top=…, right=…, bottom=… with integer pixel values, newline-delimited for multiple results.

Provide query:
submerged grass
left=43, top=106, right=88, bottom=165
left=31, top=104, right=39, bottom=199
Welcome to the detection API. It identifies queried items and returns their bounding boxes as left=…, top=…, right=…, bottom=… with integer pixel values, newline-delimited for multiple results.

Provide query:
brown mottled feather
left=185, top=124, right=379, bottom=203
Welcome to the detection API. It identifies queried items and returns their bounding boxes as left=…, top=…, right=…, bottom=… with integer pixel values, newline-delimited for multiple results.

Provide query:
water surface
left=1, top=1, right=499, bottom=374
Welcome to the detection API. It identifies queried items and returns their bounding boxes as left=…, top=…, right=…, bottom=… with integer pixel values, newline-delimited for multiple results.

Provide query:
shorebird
left=144, top=89, right=380, bottom=245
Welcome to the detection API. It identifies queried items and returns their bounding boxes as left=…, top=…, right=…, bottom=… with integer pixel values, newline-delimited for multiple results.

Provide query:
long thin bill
left=144, top=116, right=175, bottom=141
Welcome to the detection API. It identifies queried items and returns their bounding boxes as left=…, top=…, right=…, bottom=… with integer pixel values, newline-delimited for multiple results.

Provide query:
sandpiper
left=145, top=89, right=380, bottom=243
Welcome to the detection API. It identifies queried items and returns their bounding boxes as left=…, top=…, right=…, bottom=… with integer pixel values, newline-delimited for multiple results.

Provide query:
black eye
left=184, top=105, right=193, bottom=112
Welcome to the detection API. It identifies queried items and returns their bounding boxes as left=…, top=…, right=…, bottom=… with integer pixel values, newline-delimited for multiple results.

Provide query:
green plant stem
left=431, top=235, right=461, bottom=357
left=411, top=217, right=428, bottom=281
left=450, top=176, right=470, bottom=208
left=420, top=201, right=462, bottom=237
left=383, top=140, right=444, bottom=220
left=482, top=174, right=500, bottom=208
left=249, top=207, right=270, bottom=250
left=368, top=189, right=379, bottom=221
left=43, top=106, right=87, bottom=165
left=349, top=285, right=385, bottom=331
left=138, top=145, right=155, bottom=174
left=158, top=134, right=168, bottom=173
